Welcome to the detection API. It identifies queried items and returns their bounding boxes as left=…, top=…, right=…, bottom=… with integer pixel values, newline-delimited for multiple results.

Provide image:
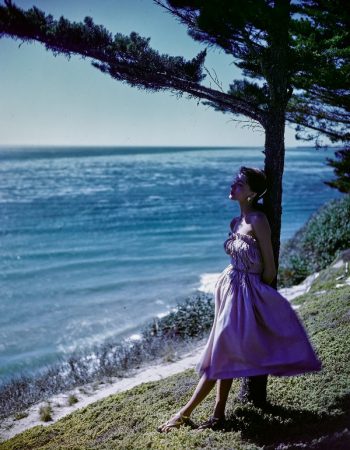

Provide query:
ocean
left=0, top=146, right=343, bottom=380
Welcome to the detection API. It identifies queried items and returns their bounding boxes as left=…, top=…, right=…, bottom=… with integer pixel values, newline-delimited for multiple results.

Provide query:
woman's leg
left=213, top=378, right=233, bottom=418
left=157, top=373, right=216, bottom=431
left=178, top=373, right=216, bottom=417
left=195, top=378, right=234, bottom=431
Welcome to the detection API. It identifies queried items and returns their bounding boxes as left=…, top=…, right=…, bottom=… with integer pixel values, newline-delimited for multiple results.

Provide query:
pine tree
left=324, top=147, right=350, bottom=193
left=286, top=0, right=350, bottom=194
left=286, top=0, right=349, bottom=144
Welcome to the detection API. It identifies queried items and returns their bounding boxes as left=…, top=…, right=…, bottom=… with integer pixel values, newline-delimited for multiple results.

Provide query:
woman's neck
left=239, top=205, right=257, bottom=218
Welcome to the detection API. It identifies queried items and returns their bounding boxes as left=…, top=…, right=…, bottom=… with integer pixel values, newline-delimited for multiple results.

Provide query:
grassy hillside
left=1, top=252, right=349, bottom=449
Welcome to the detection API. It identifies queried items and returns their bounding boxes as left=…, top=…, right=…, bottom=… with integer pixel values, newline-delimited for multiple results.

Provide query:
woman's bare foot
left=157, top=411, right=196, bottom=433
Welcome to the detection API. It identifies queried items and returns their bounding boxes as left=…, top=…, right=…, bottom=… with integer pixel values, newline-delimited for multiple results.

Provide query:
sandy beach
left=0, top=272, right=320, bottom=442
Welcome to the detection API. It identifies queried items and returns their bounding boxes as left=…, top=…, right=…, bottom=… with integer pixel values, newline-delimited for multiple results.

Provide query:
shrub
left=14, top=411, right=29, bottom=420
left=278, top=194, right=350, bottom=287
left=142, top=294, right=214, bottom=340
left=39, top=404, right=52, bottom=422
left=67, top=394, right=79, bottom=406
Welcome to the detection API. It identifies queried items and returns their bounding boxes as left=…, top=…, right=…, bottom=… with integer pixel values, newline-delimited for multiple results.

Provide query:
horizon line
left=0, top=144, right=339, bottom=149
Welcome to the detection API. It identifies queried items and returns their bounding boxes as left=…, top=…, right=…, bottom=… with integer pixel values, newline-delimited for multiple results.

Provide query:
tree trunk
left=264, top=111, right=286, bottom=279
left=236, top=112, right=286, bottom=407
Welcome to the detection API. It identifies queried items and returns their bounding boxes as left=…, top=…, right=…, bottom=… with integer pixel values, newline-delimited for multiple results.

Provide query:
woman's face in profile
left=229, top=173, right=251, bottom=201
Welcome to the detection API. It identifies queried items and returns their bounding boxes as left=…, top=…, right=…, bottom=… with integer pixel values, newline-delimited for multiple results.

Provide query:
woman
left=157, top=166, right=322, bottom=432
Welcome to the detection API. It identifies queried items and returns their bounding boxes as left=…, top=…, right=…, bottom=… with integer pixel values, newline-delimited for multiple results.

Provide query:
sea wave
left=197, top=272, right=221, bottom=294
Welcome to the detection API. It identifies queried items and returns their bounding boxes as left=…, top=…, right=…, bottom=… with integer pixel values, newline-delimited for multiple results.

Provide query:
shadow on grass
left=224, top=393, right=350, bottom=449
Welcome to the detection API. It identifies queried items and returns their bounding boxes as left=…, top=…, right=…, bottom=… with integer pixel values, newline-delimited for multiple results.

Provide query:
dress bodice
left=223, top=232, right=263, bottom=274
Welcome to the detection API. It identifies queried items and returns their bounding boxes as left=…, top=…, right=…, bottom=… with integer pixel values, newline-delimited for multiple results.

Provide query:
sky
left=1, top=0, right=312, bottom=147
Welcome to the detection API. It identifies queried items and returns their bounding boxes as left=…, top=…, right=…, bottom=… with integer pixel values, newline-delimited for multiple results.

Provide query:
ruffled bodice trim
left=223, top=232, right=263, bottom=274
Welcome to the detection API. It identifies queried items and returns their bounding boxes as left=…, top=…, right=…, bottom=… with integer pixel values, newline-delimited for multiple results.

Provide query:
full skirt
left=196, top=266, right=323, bottom=379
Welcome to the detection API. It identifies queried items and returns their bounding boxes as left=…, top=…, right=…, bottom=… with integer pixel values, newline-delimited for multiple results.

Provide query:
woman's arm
left=251, top=213, right=276, bottom=285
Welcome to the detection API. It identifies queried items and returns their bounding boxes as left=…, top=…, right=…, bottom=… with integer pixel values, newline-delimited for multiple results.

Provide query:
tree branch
left=0, top=1, right=264, bottom=124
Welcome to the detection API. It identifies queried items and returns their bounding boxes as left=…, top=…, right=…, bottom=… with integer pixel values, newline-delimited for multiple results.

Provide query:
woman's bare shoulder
left=251, top=212, right=271, bottom=234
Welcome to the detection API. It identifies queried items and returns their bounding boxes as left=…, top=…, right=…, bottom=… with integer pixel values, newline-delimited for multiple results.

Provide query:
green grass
left=1, top=267, right=349, bottom=449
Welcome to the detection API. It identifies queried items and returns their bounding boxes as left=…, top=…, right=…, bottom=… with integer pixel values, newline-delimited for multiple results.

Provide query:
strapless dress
left=195, top=232, right=323, bottom=379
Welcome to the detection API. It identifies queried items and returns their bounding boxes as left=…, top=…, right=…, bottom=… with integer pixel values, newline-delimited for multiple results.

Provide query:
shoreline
left=0, top=272, right=318, bottom=442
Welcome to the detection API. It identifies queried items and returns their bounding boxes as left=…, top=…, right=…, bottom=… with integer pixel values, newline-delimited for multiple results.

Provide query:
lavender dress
left=196, top=231, right=322, bottom=379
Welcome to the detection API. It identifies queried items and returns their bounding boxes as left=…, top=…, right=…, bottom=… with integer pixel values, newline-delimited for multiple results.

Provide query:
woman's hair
left=238, top=166, right=267, bottom=213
